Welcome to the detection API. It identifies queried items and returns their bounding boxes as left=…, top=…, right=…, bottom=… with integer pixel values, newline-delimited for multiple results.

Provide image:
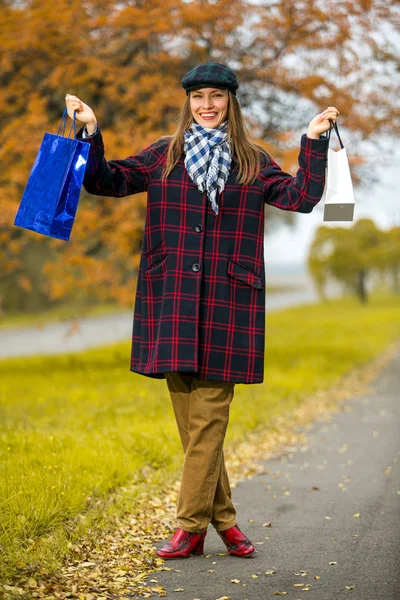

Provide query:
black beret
left=181, top=62, right=239, bottom=95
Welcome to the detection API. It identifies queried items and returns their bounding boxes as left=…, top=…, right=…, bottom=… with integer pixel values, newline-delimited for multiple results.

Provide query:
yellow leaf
left=263, top=522, right=272, bottom=527
left=329, top=561, right=337, bottom=565
left=353, top=513, right=360, bottom=518
left=314, top=575, right=321, bottom=580
left=231, top=578, right=241, bottom=583
left=293, top=583, right=304, bottom=587
left=345, top=585, right=356, bottom=590
left=173, top=589, right=184, bottom=592
left=251, top=574, right=259, bottom=579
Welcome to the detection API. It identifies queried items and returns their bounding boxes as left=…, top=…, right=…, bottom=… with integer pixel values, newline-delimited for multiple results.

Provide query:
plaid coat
left=79, top=129, right=328, bottom=384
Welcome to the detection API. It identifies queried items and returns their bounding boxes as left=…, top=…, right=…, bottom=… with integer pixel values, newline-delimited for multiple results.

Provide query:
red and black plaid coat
left=79, top=129, right=328, bottom=384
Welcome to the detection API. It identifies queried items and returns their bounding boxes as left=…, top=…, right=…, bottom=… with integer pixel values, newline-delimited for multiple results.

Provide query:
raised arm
left=65, top=94, right=167, bottom=197
left=257, top=106, right=339, bottom=214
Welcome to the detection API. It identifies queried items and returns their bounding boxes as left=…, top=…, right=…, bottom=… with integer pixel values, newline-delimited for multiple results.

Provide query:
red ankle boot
left=156, top=528, right=207, bottom=559
left=217, top=524, right=255, bottom=557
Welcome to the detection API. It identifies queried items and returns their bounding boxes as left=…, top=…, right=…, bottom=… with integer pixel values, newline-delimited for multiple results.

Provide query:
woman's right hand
left=65, top=94, right=97, bottom=134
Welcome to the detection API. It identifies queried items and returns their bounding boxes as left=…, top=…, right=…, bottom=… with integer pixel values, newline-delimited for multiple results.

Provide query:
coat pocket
left=227, top=260, right=264, bottom=289
left=142, top=240, right=167, bottom=272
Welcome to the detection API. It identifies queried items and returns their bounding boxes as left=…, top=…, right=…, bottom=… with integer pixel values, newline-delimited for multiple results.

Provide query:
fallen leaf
left=173, top=589, right=185, bottom=592
left=311, top=486, right=320, bottom=490
left=293, top=583, right=304, bottom=587
left=345, top=585, right=356, bottom=590
left=231, top=579, right=241, bottom=583
left=216, top=597, right=231, bottom=600
left=265, top=570, right=276, bottom=575
left=329, top=561, right=337, bottom=565
left=251, top=574, right=259, bottom=579
left=263, top=522, right=272, bottom=527
left=325, top=516, right=332, bottom=520
left=353, top=513, right=360, bottom=518
left=302, top=587, right=311, bottom=591
left=314, top=575, right=321, bottom=580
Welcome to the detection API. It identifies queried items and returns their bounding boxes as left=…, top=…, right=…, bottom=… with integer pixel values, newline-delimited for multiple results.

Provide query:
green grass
left=1, top=292, right=399, bottom=582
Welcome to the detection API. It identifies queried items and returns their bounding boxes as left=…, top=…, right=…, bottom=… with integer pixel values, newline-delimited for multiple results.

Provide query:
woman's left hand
left=307, top=106, right=340, bottom=139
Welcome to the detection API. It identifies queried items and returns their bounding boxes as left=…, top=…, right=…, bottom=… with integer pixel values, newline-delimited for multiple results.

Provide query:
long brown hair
left=162, top=91, right=269, bottom=185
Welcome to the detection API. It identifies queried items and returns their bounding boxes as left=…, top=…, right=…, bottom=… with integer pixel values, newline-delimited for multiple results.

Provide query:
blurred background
left=1, top=0, right=399, bottom=347
left=1, top=1, right=400, bottom=588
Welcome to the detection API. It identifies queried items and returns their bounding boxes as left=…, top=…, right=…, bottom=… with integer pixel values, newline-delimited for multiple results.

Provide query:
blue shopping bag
left=14, top=109, right=90, bottom=241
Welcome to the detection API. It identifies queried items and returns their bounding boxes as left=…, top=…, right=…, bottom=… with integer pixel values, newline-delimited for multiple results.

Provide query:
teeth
left=201, top=113, right=217, bottom=117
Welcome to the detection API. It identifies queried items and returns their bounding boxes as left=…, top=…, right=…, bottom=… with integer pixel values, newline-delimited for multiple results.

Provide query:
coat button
left=194, top=224, right=203, bottom=233
left=191, top=263, right=201, bottom=272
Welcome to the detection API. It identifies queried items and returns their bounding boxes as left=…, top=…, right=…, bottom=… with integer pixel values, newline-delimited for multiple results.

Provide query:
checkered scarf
left=184, top=121, right=232, bottom=215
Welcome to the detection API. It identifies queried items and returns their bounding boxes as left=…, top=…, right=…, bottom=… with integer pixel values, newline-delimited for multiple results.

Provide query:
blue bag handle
left=56, top=109, right=77, bottom=139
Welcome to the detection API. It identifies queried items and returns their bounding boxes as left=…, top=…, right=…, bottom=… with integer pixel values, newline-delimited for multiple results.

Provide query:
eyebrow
left=192, top=90, right=224, bottom=95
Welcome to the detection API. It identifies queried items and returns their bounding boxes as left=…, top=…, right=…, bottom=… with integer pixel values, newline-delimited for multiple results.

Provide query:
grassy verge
left=1, top=292, right=399, bottom=584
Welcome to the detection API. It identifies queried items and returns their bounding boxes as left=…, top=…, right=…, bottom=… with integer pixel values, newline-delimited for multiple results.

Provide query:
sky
left=264, top=141, right=400, bottom=267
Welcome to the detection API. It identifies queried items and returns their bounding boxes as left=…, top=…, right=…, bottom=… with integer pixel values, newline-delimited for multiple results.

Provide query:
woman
left=65, top=62, right=338, bottom=560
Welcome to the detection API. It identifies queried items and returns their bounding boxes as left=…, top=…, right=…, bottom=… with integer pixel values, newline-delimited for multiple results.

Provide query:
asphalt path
left=150, top=351, right=400, bottom=600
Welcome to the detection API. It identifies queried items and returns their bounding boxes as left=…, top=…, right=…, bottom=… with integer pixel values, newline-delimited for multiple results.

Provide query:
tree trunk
left=357, top=269, right=368, bottom=303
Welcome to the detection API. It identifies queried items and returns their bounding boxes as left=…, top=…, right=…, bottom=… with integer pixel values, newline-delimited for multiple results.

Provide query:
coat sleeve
left=257, top=134, right=329, bottom=213
left=76, top=127, right=168, bottom=197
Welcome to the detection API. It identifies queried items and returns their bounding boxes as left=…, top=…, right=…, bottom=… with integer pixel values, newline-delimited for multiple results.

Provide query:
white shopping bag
left=322, top=122, right=355, bottom=222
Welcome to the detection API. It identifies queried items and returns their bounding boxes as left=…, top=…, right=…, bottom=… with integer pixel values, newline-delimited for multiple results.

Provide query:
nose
left=202, top=96, right=214, bottom=109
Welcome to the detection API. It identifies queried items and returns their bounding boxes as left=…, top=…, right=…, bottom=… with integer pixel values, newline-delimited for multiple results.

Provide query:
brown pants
left=165, top=372, right=237, bottom=534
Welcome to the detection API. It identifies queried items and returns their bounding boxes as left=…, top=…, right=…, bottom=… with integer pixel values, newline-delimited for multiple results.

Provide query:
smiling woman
left=64, top=60, right=339, bottom=562
left=189, top=88, right=229, bottom=127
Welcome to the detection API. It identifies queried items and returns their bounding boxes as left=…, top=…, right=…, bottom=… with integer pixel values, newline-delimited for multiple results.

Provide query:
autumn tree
left=1, top=0, right=399, bottom=312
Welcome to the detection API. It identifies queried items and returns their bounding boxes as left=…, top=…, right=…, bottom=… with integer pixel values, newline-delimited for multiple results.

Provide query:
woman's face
left=189, top=88, right=229, bottom=128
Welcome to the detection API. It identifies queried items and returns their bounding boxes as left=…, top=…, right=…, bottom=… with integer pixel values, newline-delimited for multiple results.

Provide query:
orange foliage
left=1, top=0, right=398, bottom=309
